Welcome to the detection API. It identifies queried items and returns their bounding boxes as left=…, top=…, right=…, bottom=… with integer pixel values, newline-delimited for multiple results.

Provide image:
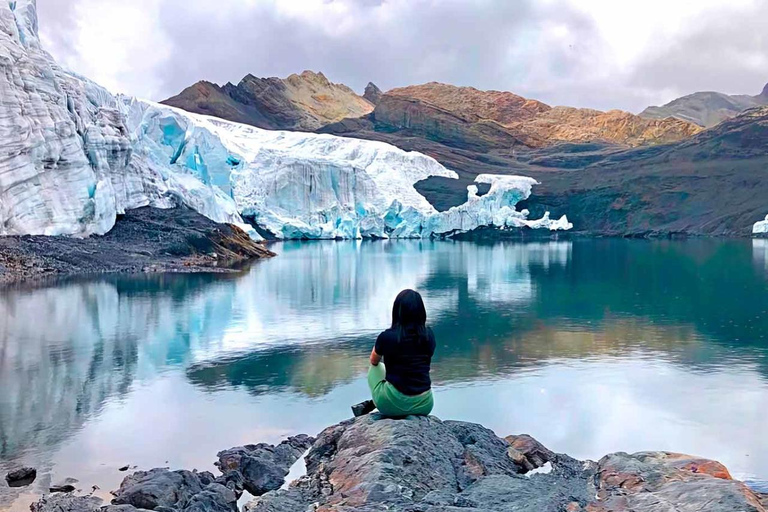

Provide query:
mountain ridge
left=162, top=70, right=373, bottom=132
left=640, top=82, right=768, bottom=128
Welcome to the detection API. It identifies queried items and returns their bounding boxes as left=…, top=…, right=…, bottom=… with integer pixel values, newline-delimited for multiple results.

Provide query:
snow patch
left=525, top=461, right=553, bottom=477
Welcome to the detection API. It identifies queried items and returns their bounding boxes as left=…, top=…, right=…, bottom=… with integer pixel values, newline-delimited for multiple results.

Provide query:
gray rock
left=30, top=494, right=102, bottom=512
left=49, top=484, right=77, bottom=493
left=363, top=83, right=383, bottom=106
left=102, top=506, right=154, bottom=512
left=591, top=451, right=767, bottom=512
left=244, top=415, right=763, bottom=512
left=182, top=483, right=237, bottom=512
left=5, top=466, right=36, bottom=487
left=112, top=468, right=205, bottom=510
left=215, top=434, right=314, bottom=496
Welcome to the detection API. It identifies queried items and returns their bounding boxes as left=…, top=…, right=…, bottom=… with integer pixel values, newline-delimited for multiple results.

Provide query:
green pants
left=367, top=363, right=434, bottom=417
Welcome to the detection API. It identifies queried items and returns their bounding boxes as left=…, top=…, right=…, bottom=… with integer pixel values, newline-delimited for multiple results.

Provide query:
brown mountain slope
left=162, top=71, right=373, bottom=131
left=383, top=82, right=701, bottom=147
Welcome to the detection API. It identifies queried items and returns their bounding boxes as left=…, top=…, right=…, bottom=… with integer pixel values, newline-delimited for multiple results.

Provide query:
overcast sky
left=38, top=0, right=768, bottom=113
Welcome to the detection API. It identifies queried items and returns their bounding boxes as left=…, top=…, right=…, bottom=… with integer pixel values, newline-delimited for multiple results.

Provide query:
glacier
left=0, top=0, right=570, bottom=240
left=754, top=215, right=768, bottom=235
left=0, top=0, right=251, bottom=237
left=122, top=99, right=572, bottom=239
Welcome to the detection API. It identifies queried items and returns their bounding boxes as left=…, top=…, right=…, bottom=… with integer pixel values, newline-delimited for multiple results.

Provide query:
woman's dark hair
left=391, top=289, right=428, bottom=342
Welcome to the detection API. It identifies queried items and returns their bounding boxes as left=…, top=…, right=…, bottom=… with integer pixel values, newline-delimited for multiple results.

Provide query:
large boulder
left=110, top=468, right=236, bottom=512
left=215, top=434, right=314, bottom=496
left=246, top=414, right=595, bottom=512
left=4, top=466, right=36, bottom=487
left=245, top=415, right=766, bottom=512
left=589, top=451, right=766, bottom=512
left=30, top=494, right=103, bottom=512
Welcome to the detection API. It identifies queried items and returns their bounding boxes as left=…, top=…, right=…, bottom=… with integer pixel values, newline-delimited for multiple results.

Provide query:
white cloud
left=37, top=0, right=768, bottom=112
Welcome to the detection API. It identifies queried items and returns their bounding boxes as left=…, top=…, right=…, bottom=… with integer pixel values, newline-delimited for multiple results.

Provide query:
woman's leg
left=367, top=363, right=386, bottom=394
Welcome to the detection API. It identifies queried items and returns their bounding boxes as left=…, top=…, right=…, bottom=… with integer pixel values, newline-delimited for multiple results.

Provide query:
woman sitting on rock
left=361, top=289, right=435, bottom=418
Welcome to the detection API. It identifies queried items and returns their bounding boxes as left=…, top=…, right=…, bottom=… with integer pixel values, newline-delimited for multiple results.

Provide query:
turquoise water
left=2, top=239, right=768, bottom=509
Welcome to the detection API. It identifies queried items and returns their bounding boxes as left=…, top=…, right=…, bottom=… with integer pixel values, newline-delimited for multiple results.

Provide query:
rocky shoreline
left=0, top=207, right=274, bottom=287
left=19, top=414, right=768, bottom=512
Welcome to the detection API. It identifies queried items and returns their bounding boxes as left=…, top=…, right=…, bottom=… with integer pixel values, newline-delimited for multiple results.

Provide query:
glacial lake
left=2, top=239, right=768, bottom=509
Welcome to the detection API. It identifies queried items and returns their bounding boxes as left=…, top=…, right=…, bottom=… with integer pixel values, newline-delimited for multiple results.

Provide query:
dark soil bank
left=0, top=207, right=274, bottom=286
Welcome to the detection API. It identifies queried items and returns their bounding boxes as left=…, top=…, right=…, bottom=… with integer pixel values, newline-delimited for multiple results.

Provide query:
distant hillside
left=162, top=71, right=374, bottom=131
left=324, top=82, right=701, bottom=151
left=640, top=82, right=768, bottom=128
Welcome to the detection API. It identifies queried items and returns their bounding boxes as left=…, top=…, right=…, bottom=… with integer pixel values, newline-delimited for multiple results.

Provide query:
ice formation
left=123, top=100, right=572, bottom=239
left=753, top=215, right=768, bottom=234
left=0, top=0, right=249, bottom=237
left=0, top=0, right=569, bottom=240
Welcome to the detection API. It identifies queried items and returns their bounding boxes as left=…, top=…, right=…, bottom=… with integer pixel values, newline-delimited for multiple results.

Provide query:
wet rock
left=119, top=466, right=130, bottom=472
left=5, top=466, right=36, bottom=487
left=49, top=484, right=77, bottom=493
left=215, top=434, right=314, bottom=496
left=30, top=494, right=102, bottom=512
left=111, top=468, right=234, bottom=512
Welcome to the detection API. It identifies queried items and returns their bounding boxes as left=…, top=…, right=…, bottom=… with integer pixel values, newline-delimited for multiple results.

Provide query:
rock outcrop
left=162, top=71, right=374, bottom=132
left=641, top=82, right=768, bottom=128
left=245, top=415, right=765, bottom=512
left=0, top=207, right=274, bottom=285
left=215, top=435, right=314, bottom=496
left=29, top=416, right=767, bottom=512
left=363, top=82, right=383, bottom=105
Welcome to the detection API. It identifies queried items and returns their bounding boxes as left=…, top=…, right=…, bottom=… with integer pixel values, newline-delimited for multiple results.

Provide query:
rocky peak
left=760, top=81, right=768, bottom=99
left=287, top=70, right=330, bottom=87
left=363, top=82, right=383, bottom=105
left=163, top=70, right=373, bottom=131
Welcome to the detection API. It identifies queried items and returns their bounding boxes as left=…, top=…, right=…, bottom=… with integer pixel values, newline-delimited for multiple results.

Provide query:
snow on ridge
left=124, top=99, right=572, bottom=239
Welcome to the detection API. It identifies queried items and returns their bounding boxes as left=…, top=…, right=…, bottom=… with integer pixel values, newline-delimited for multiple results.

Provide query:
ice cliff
left=0, top=0, right=247, bottom=237
left=122, top=100, right=572, bottom=239
left=754, top=215, right=768, bottom=235
left=0, top=0, right=569, bottom=239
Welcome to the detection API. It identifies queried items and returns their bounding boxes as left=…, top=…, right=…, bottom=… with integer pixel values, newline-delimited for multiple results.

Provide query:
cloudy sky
left=38, top=0, right=768, bottom=113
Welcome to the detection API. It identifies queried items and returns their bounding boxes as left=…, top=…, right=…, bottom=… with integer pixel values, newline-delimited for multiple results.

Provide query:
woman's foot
left=352, top=400, right=376, bottom=417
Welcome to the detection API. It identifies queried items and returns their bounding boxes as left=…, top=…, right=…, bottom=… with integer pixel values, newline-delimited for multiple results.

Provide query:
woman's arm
left=370, top=346, right=382, bottom=366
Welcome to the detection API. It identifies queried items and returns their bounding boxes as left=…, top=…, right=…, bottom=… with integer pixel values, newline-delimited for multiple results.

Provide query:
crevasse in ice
left=122, top=100, right=573, bottom=239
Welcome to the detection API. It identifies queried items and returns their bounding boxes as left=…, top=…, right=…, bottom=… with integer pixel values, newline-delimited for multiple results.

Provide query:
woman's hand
left=370, top=347, right=382, bottom=366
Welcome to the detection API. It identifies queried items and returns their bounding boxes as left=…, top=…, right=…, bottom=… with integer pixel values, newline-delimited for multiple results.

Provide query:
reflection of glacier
left=753, top=239, right=768, bottom=271
left=0, top=274, right=243, bottom=460
left=0, top=241, right=570, bottom=460
left=212, top=241, right=573, bottom=353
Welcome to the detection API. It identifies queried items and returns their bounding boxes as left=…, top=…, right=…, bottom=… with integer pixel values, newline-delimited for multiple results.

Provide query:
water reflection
left=1, top=239, right=768, bottom=510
